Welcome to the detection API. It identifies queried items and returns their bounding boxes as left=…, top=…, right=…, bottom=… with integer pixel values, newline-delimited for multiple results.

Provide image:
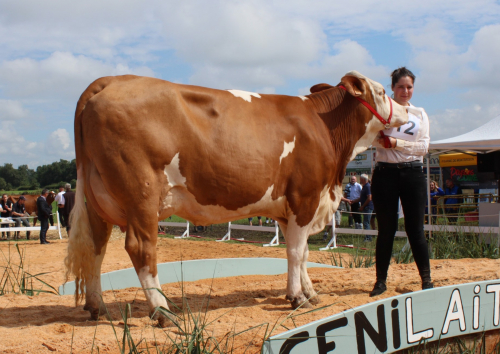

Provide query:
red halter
left=338, top=85, right=393, bottom=148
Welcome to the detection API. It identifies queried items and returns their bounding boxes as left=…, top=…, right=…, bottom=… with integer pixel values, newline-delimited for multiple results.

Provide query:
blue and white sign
left=263, top=280, right=500, bottom=354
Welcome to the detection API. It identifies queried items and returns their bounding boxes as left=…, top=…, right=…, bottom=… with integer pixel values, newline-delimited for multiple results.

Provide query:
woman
left=369, top=67, right=433, bottom=297
left=427, top=180, right=444, bottom=223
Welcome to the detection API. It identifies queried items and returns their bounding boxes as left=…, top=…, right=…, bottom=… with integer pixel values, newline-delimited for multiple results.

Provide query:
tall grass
left=0, top=242, right=59, bottom=296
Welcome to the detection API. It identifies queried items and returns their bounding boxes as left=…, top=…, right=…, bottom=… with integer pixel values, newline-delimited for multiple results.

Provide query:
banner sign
left=263, top=280, right=500, bottom=354
left=442, top=165, right=479, bottom=188
left=347, top=150, right=375, bottom=170
left=440, top=153, right=477, bottom=167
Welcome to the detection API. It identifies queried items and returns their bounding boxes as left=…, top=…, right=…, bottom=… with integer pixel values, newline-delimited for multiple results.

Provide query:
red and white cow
left=65, top=71, right=408, bottom=326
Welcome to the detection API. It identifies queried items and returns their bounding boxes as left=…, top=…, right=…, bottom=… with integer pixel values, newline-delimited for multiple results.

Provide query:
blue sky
left=1, top=0, right=500, bottom=167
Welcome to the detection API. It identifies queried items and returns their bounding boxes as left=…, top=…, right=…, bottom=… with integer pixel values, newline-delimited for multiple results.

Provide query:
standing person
left=54, top=185, right=66, bottom=227
left=369, top=67, right=433, bottom=297
left=444, top=179, right=462, bottom=224
left=428, top=180, right=444, bottom=223
left=11, top=196, right=31, bottom=240
left=62, top=183, right=76, bottom=237
left=356, top=174, right=374, bottom=240
left=1, top=194, right=13, bottom=240
left=343, top=180, right=354, bottom=227
left=36, top=189, right=53, bottom=244
left=346, top=176, right=362, bottom=228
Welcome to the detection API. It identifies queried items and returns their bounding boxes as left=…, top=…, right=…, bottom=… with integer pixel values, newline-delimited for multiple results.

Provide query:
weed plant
left=0, top=242, right=59, bottom=296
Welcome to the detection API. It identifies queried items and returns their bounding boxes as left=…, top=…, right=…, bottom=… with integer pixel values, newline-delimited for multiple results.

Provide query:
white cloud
left=47, top=128, right=71, bottom=151
left=0, top=100, right=29, bottom=121
left=0, top=52, right=154, bottom=100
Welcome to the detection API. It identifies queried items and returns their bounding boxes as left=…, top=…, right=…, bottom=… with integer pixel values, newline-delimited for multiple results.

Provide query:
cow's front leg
left=284, top=216, right=312, bottom=309
left=125, top=218, right=171, bottom=328
left=300, top=241, right=320, bottom=305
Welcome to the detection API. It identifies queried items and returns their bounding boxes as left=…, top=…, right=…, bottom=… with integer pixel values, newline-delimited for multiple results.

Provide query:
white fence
left=0, top=212, right=63, bottom=239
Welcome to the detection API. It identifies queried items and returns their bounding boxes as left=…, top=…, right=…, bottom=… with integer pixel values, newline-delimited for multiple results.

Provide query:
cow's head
left=339, top=71, right=409, bottom=157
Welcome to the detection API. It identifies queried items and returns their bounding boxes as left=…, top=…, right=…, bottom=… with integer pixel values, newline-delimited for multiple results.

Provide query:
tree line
left=0, top=159, right=77, bottom=191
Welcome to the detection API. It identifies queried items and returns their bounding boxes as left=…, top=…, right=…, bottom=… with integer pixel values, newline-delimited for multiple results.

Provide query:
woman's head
left=430, top=180, right=437, bottom=190
left=391, top=67, right=415, bottom=106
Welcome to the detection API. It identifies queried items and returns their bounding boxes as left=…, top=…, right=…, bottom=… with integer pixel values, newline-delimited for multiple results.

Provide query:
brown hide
left=76, top=75, right=376, bottom=229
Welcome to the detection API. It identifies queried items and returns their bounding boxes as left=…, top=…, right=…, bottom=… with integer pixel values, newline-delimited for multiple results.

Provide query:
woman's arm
left=393, top=110, right=430, bottom=156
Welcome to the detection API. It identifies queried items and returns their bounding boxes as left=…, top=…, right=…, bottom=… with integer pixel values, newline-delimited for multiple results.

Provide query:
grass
left=0, top=242, right=59, bottom=296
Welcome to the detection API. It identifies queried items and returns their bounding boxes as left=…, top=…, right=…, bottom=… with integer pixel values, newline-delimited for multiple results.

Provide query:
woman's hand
left=377, top=136, right=397, bottom=148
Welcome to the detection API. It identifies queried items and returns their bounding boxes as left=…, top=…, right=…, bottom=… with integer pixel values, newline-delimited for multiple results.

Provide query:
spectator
left=1, top=194, right=12, bottom=240
left=444, top=179, right=462, bottom=224
left=427, top=180, right=444, bottom=224
left=345, top=176, right=362, bottom=228
left=265, top=217, right=274, bottom=224
left=11, top=196, right=30, bottom=240
left=356, top=174, right=374, bottom=240
left=54, top=185, right=66, bottom=227
left=36, top=189, right=53, bottom=244
left=63, top=183, right=75, bottom=236
left=249, top=216, right=262, bottom=226
left=343, top=181, right=354, bottom=227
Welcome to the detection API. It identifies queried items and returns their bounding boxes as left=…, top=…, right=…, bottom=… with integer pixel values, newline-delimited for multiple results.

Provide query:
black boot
left=369, top=281, right=387, bottom=297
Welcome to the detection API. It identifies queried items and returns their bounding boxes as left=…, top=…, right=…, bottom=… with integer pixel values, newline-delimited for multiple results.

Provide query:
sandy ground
left=1, top=228, right=500, bottom=353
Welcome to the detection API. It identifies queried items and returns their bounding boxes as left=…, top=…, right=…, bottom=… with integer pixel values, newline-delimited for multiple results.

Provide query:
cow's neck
left=308, top=88, right=371, bottom=185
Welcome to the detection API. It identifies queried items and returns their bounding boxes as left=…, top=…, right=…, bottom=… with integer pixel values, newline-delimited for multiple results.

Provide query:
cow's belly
left=308, top=184, right=342, bottom=235
left=158, top=184, right=288, bottom=225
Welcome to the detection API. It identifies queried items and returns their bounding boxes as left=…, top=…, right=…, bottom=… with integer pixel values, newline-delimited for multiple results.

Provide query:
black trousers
left=39, top=218, right=49, bottom=243
left=58, top=208, right=66, bottom=227
left=371, top=164, right=431, bottom=283
left=350, top=202, right=362, bottom=224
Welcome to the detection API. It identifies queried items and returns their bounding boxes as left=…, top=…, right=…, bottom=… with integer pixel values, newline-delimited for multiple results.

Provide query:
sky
left=1, top=0, right=500, bottom=168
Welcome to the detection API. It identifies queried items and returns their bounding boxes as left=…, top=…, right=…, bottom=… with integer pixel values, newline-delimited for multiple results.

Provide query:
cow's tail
left=64, top=173, right=94, bottom=305
left=64, top=77, right=116, bottom=305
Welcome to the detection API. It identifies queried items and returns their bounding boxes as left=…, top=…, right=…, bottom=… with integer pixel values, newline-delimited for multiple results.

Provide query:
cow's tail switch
left=64, top=172, right=95, bottom=305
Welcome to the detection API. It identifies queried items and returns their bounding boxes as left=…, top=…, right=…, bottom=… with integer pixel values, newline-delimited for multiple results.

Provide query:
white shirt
left=374, top=103, right=430, bottom=163
left=349, top=183, right=362, bottom=200
left=55, top=191, right=65, bottom=206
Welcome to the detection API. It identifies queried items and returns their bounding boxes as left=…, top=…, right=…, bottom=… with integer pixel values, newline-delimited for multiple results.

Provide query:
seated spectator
left=11, top=196, right=31, bottom=240
left=444, top=179, right=462, bottom=223
left=1, top=194, right=12, bottom=240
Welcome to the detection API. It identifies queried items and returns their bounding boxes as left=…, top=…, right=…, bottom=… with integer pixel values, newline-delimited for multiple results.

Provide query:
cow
left=9, top=191, right=56, bottom=226
left=64, top=71, right=408, bottom=327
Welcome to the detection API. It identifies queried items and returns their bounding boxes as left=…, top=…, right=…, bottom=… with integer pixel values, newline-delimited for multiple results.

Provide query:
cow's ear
left=310, top=83, right=334, bottom=93
left=339, top=75, right=364, bottom=97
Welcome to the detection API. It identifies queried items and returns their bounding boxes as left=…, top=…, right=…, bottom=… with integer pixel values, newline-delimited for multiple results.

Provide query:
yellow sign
left=439, top=153, right=477, bottom=167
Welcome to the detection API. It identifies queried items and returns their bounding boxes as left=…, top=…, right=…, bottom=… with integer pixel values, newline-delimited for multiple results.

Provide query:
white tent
left=429, top=114, right=500, bottom=154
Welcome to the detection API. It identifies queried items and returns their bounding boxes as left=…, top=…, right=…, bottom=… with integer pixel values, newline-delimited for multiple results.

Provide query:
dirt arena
left=1, top=228, right=500, bottom=353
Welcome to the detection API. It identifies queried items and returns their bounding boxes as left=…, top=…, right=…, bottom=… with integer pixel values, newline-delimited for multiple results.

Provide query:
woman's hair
left=391, top=67, right=416, bottom=88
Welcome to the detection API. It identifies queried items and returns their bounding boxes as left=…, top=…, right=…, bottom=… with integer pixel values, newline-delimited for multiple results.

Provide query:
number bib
left=382, top=114, right=420, bottom=142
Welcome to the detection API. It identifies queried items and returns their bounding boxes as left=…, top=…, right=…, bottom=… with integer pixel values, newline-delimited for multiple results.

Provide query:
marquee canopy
left=429, top=114, right=500, bottom=154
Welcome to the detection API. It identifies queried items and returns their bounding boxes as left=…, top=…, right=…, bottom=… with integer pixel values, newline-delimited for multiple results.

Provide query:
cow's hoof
left=307, top=295, right=321, bottom=305
left=150, top=310, right=175, bottom=328
left=286, top=295, right=313, bottom=309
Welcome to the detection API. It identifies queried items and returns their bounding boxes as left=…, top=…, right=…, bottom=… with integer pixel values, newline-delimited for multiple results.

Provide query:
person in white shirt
left=54, top=185, right=66, bottom=227
left=369, top=67, right=433, bottom=297
left=344, top=176, right=362, bottom=228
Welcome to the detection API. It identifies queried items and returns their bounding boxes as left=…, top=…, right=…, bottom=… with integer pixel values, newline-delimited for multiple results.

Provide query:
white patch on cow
left=138, top=266, right=169, bottom=311
left=227, top=90, right=261, bottom=103
left=298, top=96, right=308, bottom=101
left=351, top=117, right=379, bottom=160
left=158, top=183, right=287, bottom=226
left=164, top=153, right=187, bottom=188
left=280, top=136, right=296, bottom=164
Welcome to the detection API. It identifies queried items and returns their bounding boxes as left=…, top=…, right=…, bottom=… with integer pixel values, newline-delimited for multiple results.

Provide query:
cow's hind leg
left=283, top=216, right=313, bottom=309
left=125, top=213, right=171, bottom=327
left=83, top=202, right=113, bottom=319
left=300, top=242, right=320, bottom=305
